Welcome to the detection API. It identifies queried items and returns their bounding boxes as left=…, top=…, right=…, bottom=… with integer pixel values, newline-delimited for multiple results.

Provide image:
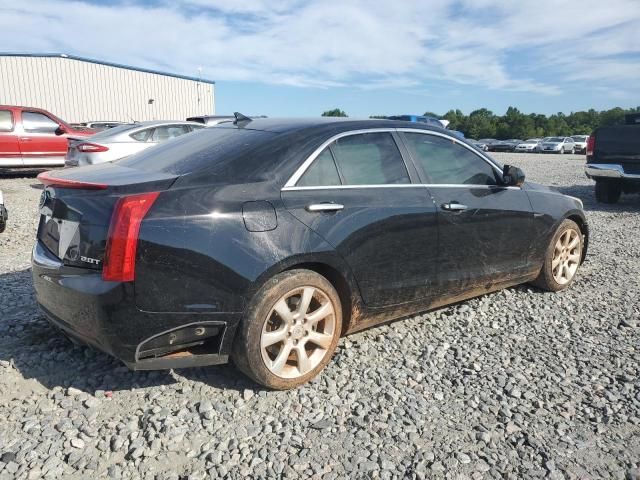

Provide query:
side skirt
left=345, top=270, right=539, bottom=335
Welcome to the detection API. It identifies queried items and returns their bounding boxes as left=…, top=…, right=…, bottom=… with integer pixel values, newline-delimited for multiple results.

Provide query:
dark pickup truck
left=585, top=113, right=640, bottom=203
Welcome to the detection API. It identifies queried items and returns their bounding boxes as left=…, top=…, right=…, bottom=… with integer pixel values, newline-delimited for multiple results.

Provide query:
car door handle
left=441, top=202, right=468, bottom=211
left=306, top=203, right=344, bottom=212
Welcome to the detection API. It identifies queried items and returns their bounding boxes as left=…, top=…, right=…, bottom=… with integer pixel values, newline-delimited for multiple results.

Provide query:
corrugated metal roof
left=0, top=53, right=215, bottom=84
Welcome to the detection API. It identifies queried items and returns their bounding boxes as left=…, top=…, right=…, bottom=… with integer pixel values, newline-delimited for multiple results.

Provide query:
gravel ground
left=0, top=153, right=638, bottom=480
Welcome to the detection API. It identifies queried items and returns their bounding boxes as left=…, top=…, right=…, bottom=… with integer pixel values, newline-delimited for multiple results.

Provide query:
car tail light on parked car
left=77, top=143, right=109, bottom=153
left=586, top=135, right=595, bottom=156
left=103, top=192, right=160, bottom=282
left=37, top=171, right=108, bottom=190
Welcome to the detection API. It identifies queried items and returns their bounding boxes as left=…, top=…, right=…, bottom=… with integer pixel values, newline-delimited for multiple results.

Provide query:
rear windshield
left=548, top=137, right=564, bottom=142
left=117, top=127, right=276, bottom=175
left=88, top=123, right=140, bottom=140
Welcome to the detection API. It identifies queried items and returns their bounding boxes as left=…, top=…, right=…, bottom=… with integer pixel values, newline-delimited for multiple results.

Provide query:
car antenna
left=233, top=112, right=252, bottom=126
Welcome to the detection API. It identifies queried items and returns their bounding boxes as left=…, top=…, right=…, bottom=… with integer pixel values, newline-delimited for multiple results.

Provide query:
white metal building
left=0, top=53, right=215, bottom=124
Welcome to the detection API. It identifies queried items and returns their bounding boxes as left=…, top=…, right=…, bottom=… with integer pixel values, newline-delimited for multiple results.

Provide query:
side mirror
left=502, top=165, right=525, bottom=187
left=55, top=125, right=67, bottom=136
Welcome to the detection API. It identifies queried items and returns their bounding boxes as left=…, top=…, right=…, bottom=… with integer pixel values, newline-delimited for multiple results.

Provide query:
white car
left=540, top=137, right=576, bottom=154
left=0, top=190, right=7, bottom=233
left=515, top=139, right=542, bottom=153
left=571, top=135, right=589, bottom=154
left=65, top=121, right=205, bottom=167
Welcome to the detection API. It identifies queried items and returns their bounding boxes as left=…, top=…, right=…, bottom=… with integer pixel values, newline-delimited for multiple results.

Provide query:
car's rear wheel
left=595, top=180, right=622, bottom=204
left=531, top=219, right=583, bottom=291
left=233, top=269, right=342, bottom=389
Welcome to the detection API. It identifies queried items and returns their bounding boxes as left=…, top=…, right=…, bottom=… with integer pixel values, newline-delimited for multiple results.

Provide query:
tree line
left=322, top=106, right=640, bottom=140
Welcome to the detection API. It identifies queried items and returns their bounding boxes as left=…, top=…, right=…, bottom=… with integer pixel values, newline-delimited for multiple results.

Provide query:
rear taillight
left=102, top=192, right=160, bottom=282
left=77, top=143, right=109, bottom=153
left=586, top=135, right=595, bottom=156
left=37, top=171, right=108, bottom=189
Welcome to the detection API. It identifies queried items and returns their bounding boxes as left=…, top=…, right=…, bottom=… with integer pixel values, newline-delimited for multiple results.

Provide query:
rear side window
left=297, top=149, right=341, bottom=187
left=403, top=132, right=498, bottom=185
left=130, top=129, right=152, bottom=142
left=0, top=110, right=13, bottom=131
left=22, top=112, right=59, bottom=133
left=150, top=125, right=190, bottom=142
left=331, top=132, right=409, bottom=185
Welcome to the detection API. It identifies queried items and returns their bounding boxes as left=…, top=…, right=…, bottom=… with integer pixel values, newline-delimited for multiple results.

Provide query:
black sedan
left=32, top=118, right=588, bottom=389
left=487, top=139, right=523, bottom=152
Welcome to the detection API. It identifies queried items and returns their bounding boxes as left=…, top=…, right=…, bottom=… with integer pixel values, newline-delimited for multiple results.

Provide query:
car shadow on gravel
left=0, top=268, right=259, bottom=396
left=555, top=185, right=640, bottom=213
left=0, top=168, right=50, bottom=179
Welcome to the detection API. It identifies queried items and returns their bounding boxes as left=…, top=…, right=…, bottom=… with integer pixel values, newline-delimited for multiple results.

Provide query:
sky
left=1, top=0, right=639, bottom=117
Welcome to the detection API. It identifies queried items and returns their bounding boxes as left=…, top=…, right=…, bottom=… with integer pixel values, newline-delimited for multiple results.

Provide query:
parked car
left=471, top=139, right=490, bottom=151
left=387, top=115, right=443, bottom=128
left=0, top=105, right=94, bottom=168
left=186, top=115, right=235, bottom=126
left=585, top=121, right=640, bottom=203
left=488, top=139, right=522, bottom=152
left=33, top=117, right=588, bottom=389
left=65, top=121, right=205, bottom=167
left=515, top=139, right=542, bottom=153
left=540, top=137, right=576, bottom=154
left=571, top=135, right=589, bottom=154
left=82, top=121, right=129, bottom=130
left=0, top=189, right=7, bottom=233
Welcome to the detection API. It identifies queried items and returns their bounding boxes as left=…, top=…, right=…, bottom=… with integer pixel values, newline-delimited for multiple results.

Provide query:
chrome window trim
left=282, top=127, right=505, bottom=190
left=282, top=184, right=521, bottom=192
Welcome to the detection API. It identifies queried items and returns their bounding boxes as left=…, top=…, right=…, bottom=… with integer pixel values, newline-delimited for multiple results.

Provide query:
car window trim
left=283, top=127, right=505, bottom=190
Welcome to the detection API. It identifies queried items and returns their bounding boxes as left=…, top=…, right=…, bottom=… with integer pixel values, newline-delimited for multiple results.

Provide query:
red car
left=0, top=106, right=94, bottom=168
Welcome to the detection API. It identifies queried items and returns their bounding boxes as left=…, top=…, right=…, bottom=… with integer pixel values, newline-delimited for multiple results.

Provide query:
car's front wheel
left=233, top=269, right=342, bottom=389
left=531, top=219, right=583, bottom=291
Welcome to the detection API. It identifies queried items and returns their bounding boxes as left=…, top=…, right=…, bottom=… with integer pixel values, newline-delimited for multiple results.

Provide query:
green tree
left=322, top=108, right=348, bottom=117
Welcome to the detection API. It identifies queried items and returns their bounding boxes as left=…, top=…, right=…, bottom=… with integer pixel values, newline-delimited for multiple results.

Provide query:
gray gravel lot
left=0, top=153, right=639, bottom=479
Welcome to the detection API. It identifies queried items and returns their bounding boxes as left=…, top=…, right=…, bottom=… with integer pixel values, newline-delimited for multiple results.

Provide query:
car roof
left=213, top=117, right=451, bottom=134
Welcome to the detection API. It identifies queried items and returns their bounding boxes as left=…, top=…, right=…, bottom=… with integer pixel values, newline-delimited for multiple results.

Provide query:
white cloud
left=0, top=0, right=638, bottom=98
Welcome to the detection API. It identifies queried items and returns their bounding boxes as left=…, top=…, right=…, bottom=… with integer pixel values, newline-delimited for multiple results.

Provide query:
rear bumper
left=585, top=163, right=640, bottom=180
left=32, top=241, right=240, bottom=370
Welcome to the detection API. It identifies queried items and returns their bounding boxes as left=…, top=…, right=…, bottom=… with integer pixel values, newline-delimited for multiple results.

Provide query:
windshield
left=548, top=137, right=564, bottom=142
left=572, top=135, right=588, bottom=141
left=524, top=140, right=537, bottom=144
left=87, top=123, right=139, bottom=140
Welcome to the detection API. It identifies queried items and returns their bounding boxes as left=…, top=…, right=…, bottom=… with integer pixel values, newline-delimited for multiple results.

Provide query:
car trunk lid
left=36, top=163, right=177, bottom=270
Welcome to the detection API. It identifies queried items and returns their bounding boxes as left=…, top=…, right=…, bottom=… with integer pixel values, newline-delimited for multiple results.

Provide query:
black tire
left=232, top=269, right=342, bottom=390
left=531, top=219, right=583, bottom=292
left=559, top=147, right=564, bottom=155
left=595, top=180, right=621, bottom=204
left=570, top=147, right=575, bottom=154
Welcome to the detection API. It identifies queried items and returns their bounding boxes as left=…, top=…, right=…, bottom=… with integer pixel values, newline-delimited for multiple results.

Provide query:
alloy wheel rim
left=260, top=286, right=336, bottom=379
left=552, top=229, right=581, bottom=285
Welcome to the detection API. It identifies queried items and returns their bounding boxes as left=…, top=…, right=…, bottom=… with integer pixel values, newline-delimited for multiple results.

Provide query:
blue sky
left=1, top=0, right=639, bottom=117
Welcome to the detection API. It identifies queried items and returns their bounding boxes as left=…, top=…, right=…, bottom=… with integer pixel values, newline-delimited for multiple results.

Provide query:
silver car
left=571, top=135, right=589, bottom=154
left=540, top=136, right=576, bottom=154
left=515, top=138, right=542, bottom=153
left=65, top=121, right=205, bottom=167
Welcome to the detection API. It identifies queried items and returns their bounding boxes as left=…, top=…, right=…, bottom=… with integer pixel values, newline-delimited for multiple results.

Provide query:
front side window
left=22, top=112, right=59, bottom=133
left=403, top=132, right=498, bottom=185
left=331, top=132, right=410, bottom=185
left=0, top=110, right=13, bottom=131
